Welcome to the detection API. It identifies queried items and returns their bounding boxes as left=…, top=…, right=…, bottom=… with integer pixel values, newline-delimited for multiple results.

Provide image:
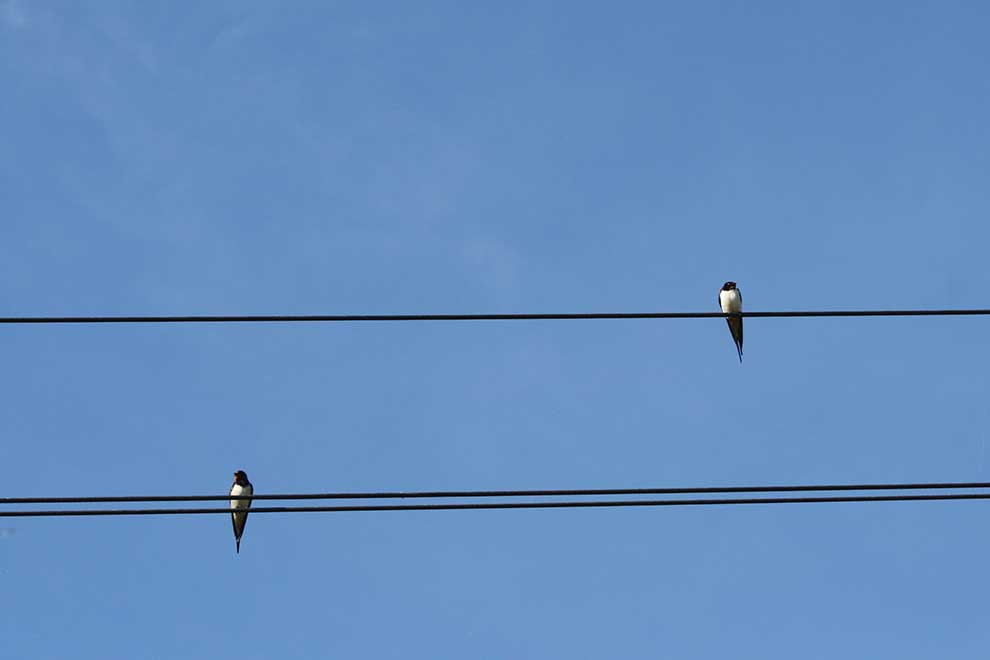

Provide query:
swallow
left=718, top=281, right=743, bottom=362
left=230, top=470, right=253, bottom=554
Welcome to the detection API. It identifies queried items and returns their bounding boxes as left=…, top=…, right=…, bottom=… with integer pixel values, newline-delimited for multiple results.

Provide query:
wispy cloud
left=1, top=0, right=27, bottom=28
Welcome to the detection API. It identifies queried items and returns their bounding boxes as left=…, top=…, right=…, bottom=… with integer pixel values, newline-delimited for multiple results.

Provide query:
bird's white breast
left=719, top=289, right=742, bottom=313
left=230, top=483, right=252, bottom=511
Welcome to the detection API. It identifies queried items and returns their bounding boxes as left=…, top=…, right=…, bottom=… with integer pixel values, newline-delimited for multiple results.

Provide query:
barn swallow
left=718, top=281, right=743, bottom=362
left=230, top=470, right=253, bottom=554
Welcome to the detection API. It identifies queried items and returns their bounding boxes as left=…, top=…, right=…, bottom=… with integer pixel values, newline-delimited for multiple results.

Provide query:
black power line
left=0, top=309, right=989, bottom=324
left=3, top=492, right=990, bottom=517
left=4, top=480, right=990, bottom=505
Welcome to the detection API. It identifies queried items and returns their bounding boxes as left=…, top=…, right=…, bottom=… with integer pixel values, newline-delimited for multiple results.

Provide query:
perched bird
left=229, top=470, right=253, bottom=554
left=718, top=281, right=743, bottom=362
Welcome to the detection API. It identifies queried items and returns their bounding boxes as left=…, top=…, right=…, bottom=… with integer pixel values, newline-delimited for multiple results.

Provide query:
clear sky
left=2, top=1, right=989, bottom=657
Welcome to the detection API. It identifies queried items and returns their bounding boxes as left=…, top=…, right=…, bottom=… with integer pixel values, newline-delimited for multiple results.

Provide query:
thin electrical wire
left=3, top=492, right=990, bottom=517
left=1, top=309, right=989, bottom=324
left=4, top=480, right=990, bottom=505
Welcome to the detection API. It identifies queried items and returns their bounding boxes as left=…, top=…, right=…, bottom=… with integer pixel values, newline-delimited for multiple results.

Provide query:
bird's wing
left=730, top=317, right=743, bottom=362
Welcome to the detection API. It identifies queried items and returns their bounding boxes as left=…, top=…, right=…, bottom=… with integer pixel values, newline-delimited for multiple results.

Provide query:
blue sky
left=2, top=1, right=989, bottom=657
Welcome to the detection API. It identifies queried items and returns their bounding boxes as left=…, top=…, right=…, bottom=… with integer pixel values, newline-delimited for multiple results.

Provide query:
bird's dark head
left=722, top=281, right=737, bottom=291
left=233, top=470, right=249, bottom=485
